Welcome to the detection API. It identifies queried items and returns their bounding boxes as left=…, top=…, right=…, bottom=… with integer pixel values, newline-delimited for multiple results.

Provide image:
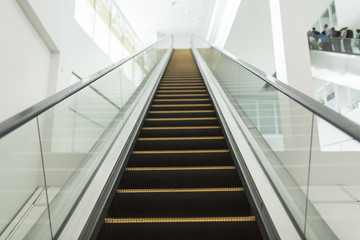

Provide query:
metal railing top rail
left=201, top=41, right=360, bottom=143
left=0, top=36, right=172, bottom=138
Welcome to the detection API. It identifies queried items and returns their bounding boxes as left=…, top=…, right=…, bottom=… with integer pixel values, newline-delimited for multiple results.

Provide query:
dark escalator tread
left=108, top=189, right=250, bottom=217
left=139, top=126, right=223, bottom=137
left=147, top=110, right=216, bottom=118
left=133, top=137, right=228, bottom=150
left=119, top=168, right=241, bottom=189
left=144, top=118, right=219, bottom=127
left=96, top=49, right=264, bottom=240
left=98, top=220, right=263, bottom=240
left=127, top=151, right=234, bottom=167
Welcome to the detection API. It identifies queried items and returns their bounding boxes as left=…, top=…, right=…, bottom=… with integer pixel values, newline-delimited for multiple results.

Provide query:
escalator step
left=119, top=167, right=241, bottom=189
left=134, top=137, right=227, bottom=150
left=144, top=117, right=219, bottom=127
left=108, top=188, right=250, bottom=218
left=139, top=126, right=223, bottom=137
left=127, top=150, right=234, bottom=167
left=98, top=218, right=262, bottom=240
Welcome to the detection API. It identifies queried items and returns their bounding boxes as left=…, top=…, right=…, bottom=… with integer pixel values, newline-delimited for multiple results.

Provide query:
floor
left=305, top=185, right=360, bottom=240
left=1, top=187, right=60, bottom=240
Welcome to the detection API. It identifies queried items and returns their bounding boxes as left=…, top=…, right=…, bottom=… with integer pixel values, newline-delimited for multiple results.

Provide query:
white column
left=269, top=0, right=314, bottom=97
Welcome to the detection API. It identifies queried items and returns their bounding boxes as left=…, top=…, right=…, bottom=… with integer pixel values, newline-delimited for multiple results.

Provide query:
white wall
left=303, top=0, right=333, bottom=29
left=172, top=35, right=192, bottom=49
left=0, top=0, right=51, bottom=122
left=0, top=0, right=113, bottom=122
left=223, top=0, right=276, bottom=75
left=27, top=0, right=113, bottom=90
left=334, top=0, right=360, bottom=30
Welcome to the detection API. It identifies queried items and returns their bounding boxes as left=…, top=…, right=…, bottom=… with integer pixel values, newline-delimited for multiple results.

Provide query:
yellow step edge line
left=157, top=90, right=207, bottom=93
left=153, top=99, right=210, bottom=102
left=132, top=149, right=229, bottom=154
left=151, top=104, right=212, bottom=107
left=160, top=84, right=205, bottom=86
left=117, top=188, right=244, bottom=193
left=162, top=77, right=203, bottom=81
left=159, top=87, right=206, bottom=89
left=104, top=216, right=256, bottom=224
left=148, top=110, right=214, bottom=113
left=146, top=117, right=216, bottom=121
left=126, top=166, right=236, bottom=171
left=137, top=136, right=224, bottom=141
left=161, top=80, right=203, bottom=82
left=156, top=94, right=208, bottom=97
left=142, top=126, right=220, bottom=130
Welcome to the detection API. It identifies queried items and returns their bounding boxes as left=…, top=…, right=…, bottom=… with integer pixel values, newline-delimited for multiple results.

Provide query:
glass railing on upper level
left=308, top=36, right=360, bottom=55
left=193, top=38, right=360, bottom=240
left=0, top=36, right=172, bottom=240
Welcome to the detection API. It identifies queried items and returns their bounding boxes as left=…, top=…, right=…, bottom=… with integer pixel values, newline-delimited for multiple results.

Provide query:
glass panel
left=37, top=69, right=123, bottom=235
left=0, top=119, right=51, bottom=239
left=34, top=37, right=171, bottom=236
left=194, top=37, right=342, bottom=239
left=0, top=37, right=171, bottom=238
left=306, top=115, right=360, bottom=239
left=196, top=44, right=314, bottom=233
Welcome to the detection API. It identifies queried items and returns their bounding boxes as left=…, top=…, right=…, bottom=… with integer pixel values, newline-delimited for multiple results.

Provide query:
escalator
left=96, top=50, right=264, bottom=239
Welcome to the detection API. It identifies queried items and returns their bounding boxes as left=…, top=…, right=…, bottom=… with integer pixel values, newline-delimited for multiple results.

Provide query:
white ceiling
left=116, top=0, right=215, bottom=38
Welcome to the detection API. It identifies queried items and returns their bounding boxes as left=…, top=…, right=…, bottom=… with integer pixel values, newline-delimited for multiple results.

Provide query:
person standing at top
left=340, top=26, right=353, bottom=53
left=331, top=27, right=341, bottom=52
left=355, top=29, right=360, bottom=51
left=323, top=24, right=331, bottom=36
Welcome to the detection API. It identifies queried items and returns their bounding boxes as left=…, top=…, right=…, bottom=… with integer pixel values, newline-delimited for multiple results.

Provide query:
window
left=74, top=0, right=143, bottom=61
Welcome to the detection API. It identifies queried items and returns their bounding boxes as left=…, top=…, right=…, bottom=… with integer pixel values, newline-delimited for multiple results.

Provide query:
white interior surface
left=0, top=0, right=51, bottom=122
left=334, top=0, right=360, bottom=29
left=0, top=0, right=112, bottom=122
left=2, top=187, right=60, bottom=240
left=116, top=0, right=215, bottom=46
left=302, top=185, right=360, bottom=240
left=311, top=51, right=360, bottom=91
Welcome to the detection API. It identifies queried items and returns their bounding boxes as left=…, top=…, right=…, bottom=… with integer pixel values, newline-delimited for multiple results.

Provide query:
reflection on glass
left=306, top=115, right=359, bottom=239
left=0, top=37, right=171, bottom=238
left=0, top=119, right=51, bottom=239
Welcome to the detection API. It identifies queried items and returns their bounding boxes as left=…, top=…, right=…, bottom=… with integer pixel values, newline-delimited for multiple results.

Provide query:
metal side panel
left=191, top=47, right=301, bottom=240
left=57, top=48, right=174, bottom=240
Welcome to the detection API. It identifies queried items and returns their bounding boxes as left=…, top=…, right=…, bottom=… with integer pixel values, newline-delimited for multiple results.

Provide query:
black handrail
left=206, top=42, right=360, bottom=142
left=0, top=36, right=171, bottom=138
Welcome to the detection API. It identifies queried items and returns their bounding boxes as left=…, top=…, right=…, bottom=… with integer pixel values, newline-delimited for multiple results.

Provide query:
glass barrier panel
left=306, top=115, right=360, bottom=240
left=0, top=119, right=51, bottom=239
left=197, top=46, right=313, bottom=233
left=0, top=37, right=171, bottom=238
left=309, top=36, right=360, bottom=55
left=36, top=83, right=121, bottom=235
left=193, top=39, right=338, bottom=238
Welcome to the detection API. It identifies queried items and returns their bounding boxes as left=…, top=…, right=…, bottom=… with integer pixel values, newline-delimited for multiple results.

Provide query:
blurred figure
left=308, top=31, right=319, bottom=49
left=323, top=24, right=331, bottom=36
left=312, top=27, right=320, bottom=35
left=340, top=26, right=353, bottom=54
left=355, top=29, right=360, bottom=51
left=331, top=27, right=341, bottom=52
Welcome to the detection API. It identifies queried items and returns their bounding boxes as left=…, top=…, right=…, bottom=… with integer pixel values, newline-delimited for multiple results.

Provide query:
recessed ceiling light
left=171, top=1, right=179, bottom=6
